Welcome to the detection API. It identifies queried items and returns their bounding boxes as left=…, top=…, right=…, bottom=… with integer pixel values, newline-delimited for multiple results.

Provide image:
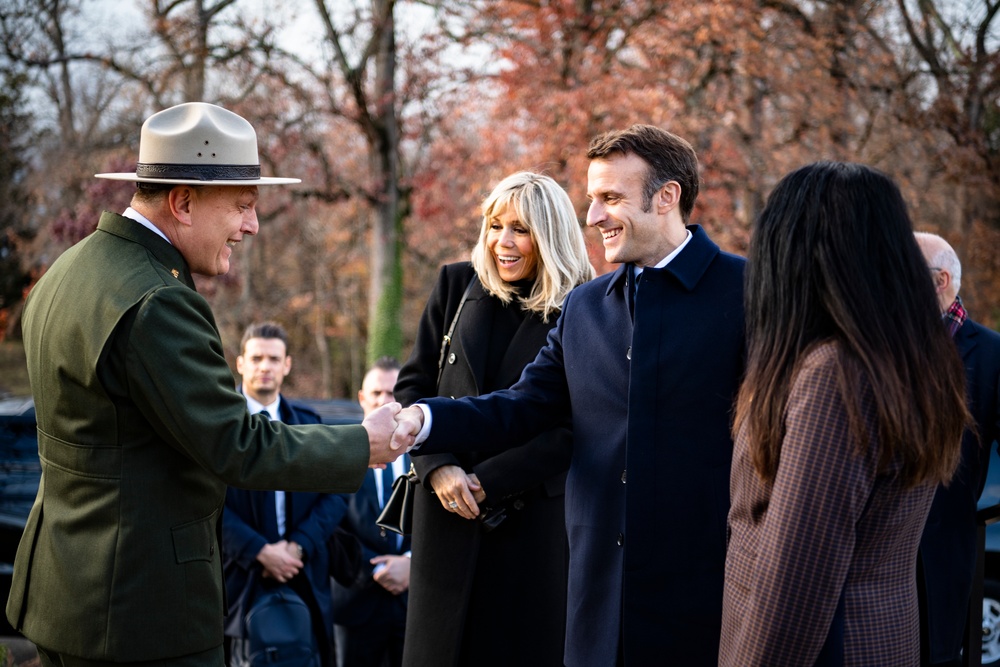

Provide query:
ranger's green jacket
left=7, top=211, right=368, bottom=661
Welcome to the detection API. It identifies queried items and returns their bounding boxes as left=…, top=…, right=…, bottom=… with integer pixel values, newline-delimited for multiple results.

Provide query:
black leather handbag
left=375, top=463, right=418, bottom=536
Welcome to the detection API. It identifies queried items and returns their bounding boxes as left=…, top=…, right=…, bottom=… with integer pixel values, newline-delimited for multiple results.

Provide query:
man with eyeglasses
left=915, top=231, right=1000, bottom=667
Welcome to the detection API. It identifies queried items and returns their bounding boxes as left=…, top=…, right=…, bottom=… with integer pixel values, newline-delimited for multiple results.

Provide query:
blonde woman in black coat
left=396, top=172, right=594, bottom=667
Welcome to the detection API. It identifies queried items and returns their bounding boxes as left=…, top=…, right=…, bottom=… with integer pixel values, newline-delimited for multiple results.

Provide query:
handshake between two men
left=361, top=403, right=426, bottom=467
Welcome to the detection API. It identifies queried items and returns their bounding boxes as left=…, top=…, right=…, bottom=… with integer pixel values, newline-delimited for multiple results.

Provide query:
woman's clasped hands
left=428, top=465, right=487, bottom=520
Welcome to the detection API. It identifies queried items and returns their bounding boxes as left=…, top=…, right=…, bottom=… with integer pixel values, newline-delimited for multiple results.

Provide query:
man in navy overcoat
left=395, top=125, right=746, bottom=666
left=915, top=233, right=1000, bottom=667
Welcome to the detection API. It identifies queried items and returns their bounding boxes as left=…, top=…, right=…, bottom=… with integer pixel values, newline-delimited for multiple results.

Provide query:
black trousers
left=333, top=596, right=406, bottom=667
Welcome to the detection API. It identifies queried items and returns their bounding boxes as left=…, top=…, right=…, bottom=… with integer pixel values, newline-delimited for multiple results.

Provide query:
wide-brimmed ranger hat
left=95, top=102, right=300, bottom=186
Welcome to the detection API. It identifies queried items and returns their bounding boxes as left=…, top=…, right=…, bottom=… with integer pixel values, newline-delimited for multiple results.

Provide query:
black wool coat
left=919, top=317, right=1000, bottom=663
left=395, top=262, right=572, bottom=667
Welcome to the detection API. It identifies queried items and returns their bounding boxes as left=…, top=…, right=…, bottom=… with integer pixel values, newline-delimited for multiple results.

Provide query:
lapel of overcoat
left=454, top=280, right=492, bottom=396
left=455, top=280, right=556, bottom=394
left=494, top=309, right=553, bottom=389
left=955, top=318, right=978, bottom=361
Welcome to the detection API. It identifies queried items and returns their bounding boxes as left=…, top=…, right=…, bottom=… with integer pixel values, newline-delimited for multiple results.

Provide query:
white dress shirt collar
left=245, top=394, right=280, bottom=421
left=634, top=229, right=693, bottom=277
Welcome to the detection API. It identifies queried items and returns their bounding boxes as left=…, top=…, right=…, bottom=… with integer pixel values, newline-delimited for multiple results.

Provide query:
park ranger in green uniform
left=6, top=102, right=402, bottom=667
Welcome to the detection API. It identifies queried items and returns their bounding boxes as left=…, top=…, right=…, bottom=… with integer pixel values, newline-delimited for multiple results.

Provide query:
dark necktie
left=378, top=468, right=388, bottom=508
left=380, top=465, right=403, bottom=550
left=629, top=266, right=641, bottom=322
left=257, top=410, right=287, bottom=535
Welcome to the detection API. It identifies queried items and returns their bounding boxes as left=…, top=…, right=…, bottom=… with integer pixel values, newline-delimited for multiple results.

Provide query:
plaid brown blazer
left=720, top=342, right=935, bottom=666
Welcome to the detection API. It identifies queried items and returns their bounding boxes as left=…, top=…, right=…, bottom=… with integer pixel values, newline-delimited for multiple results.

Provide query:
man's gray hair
left=915, top=232, right=962, bottom=294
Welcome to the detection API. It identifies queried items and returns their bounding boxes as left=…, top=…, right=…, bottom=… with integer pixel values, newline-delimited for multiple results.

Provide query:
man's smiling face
left=586, top=153, right=674, bottom=268
left=183, top=185, right=259, bottom=276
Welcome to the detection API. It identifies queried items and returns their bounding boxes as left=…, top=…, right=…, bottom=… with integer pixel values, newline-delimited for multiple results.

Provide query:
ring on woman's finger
left=448, top=501, right=458, bottom=508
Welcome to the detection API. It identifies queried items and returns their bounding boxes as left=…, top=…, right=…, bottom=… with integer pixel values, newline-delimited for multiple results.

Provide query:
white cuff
left=412, top=403, right=433, bottom=446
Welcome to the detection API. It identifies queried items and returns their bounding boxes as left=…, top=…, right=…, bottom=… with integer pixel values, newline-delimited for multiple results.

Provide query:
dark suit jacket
left=395, top=263, right=571, bottom=667
left=416, top=229, right=745, bottom=667
left=7, top=212, right=368, bottom=661
left=919, top=317, right=1000, bottom=663
left=330, top=455, right=411, bottom=628
left=222, top=396, right=348, bottom=643
left=721, top=342, right=936, bottom=666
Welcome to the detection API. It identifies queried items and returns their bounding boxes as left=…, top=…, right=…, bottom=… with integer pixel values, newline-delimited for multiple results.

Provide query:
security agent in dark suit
left=915, top=233, right=1000, bottom=667
left=223, top=322, right=348, bottom=666
left=394, top=125, right=746, bottom=667
left=331, top=358, right=410, bottom=667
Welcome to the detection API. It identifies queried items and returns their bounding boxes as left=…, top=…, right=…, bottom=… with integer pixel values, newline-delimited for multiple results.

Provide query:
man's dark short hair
left=587, top=124, right=700, bottom=221
left=240, top=321, right=289, bottom=355
left=369, top=356, right=401, bottom=373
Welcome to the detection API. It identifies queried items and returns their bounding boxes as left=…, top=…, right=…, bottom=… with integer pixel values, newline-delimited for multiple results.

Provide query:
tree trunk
left=366, top=0, right=404, bottom=365
left=188, top=0, right=208, bottom=101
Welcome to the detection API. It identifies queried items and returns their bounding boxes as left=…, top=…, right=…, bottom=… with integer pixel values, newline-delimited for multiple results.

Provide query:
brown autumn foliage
left=425, top=0, right=1000, bottom=323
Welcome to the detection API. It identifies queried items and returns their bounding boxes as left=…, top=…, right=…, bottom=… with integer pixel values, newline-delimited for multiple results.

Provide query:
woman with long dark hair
left=719, top=162, right=970, bottom=665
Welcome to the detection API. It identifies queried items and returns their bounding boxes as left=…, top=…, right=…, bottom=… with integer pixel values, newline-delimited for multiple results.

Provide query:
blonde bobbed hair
left=471, top=172, right=595, bottom=321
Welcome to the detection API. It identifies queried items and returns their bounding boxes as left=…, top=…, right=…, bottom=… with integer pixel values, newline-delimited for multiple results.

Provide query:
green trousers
left=36, top=644, right=224, bottom=667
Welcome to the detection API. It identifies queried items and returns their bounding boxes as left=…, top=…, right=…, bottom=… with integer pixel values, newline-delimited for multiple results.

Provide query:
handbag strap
left=436, top=278, right=476, bottom=387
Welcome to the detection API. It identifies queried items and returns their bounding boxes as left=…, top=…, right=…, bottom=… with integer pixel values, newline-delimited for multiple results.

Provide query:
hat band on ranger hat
left=135, top=162, right=262, bottom=181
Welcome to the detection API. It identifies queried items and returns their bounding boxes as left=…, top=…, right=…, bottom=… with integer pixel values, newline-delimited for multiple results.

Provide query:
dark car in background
left=0, top=396, right=362, bottom=636
left=0, top=397, right=39, bottom=635
left=293, top=398, right=364, bottom=426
